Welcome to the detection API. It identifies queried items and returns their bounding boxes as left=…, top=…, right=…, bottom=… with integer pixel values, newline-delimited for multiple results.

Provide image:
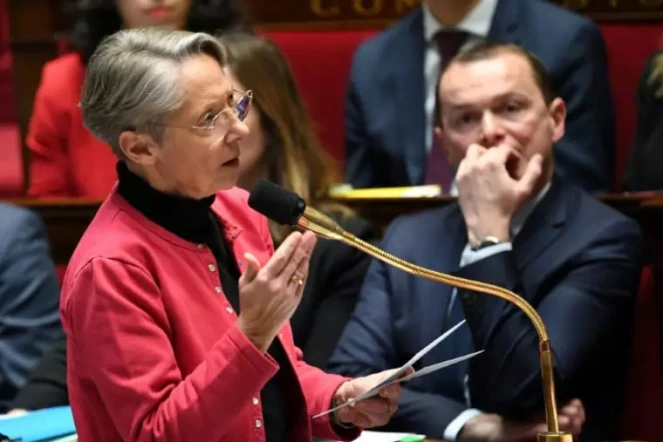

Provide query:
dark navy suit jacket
left=0, top=204, right=62, bottom=410
left=345, top=0, right=615, bottom=191
left=329, top=178, right=642, bottom=441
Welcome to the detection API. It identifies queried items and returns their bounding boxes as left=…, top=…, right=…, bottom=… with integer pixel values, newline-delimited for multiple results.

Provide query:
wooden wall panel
left=8, top=0, right=64, bottom=190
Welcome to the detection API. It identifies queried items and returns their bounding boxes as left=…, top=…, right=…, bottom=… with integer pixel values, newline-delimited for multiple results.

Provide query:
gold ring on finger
left=290, top=274, right=304, bottom=286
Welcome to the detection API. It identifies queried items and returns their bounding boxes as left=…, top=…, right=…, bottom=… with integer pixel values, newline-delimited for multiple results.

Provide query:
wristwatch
left=470, top=236, right=502, bottom=251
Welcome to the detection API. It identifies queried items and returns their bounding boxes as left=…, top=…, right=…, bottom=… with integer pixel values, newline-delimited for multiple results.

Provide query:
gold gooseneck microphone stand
left=298, top=205, right=572, bottom=442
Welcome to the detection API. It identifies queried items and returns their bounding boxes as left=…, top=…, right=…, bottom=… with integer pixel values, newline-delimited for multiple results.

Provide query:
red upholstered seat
left=263, top=29, right=377, bottom=168
left=620, top=266, right=663, bottom=441
left=0, top=123, right=23, bottom=197
left=0, top=51, right=13, bottom=123
left=0, top=0, right=13, bottom=122
left=0, top=0, right=23, bottom=196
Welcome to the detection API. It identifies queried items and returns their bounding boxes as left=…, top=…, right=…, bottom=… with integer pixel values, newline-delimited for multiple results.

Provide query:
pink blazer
left=60, top=185, right=359, bottom=442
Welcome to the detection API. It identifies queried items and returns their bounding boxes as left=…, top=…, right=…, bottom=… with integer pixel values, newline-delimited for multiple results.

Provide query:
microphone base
left=537, top=432, right=573, bottom=442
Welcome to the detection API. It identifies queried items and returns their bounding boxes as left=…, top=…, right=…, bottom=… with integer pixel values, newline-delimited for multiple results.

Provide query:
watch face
left=472, top=238, right=500, bottom=251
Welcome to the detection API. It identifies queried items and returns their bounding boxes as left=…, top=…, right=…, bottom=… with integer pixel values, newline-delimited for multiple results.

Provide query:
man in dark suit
left=345, top=0, right=614, bottom=192
left=0, top=204, right=62, bottom=411
left=330, top=43, right=641, bottom=441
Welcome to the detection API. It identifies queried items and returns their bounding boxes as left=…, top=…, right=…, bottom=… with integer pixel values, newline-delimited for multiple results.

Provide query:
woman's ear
left=118, top=131, right=160, bottom=165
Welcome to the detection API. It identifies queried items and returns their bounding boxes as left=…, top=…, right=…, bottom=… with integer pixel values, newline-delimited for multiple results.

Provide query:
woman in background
left=622, top=50, right=663, bottom=191
left=219, top=31, right=377, bottom=370
left=27, top=0, right=247, bottom=198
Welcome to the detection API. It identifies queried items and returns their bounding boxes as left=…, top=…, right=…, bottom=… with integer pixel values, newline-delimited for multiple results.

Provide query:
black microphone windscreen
left=248, top=180, right=306, bottom=226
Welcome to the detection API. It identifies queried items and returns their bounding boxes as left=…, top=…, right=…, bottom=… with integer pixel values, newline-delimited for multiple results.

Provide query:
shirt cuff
left=443, top=408, right=483, bottom=441
left=460, top=242, right=512, bottom=267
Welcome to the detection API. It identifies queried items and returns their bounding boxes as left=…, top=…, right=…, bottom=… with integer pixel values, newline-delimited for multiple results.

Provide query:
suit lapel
left=513, top=178, right=568, bottom=272
left=416, top=207, right=468, bottom=360
left=487, top=0, right=521, bottom=45
left=391, top=9, right=427, bottom=184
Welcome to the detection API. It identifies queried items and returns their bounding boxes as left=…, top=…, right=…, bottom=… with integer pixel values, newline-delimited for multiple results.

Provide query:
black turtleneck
left=117, top=162, right=289, bottom=442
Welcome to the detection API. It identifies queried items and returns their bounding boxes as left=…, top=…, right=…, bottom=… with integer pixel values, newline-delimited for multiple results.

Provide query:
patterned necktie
left=424, top=30, right=469, bottom=191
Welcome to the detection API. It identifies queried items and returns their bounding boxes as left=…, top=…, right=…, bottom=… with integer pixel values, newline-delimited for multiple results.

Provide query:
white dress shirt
left=423, top=0, right=498, bottom=196
left=444, top=180, right=552, bottom=440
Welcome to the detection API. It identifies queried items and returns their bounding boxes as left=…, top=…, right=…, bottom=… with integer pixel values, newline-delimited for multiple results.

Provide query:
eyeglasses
left=194, top=89, right=253, bottom=130
left=151, top=89, right=253, bottom=138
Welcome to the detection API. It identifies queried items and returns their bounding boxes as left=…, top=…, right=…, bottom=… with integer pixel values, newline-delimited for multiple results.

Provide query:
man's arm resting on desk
left=381, top=387, right=473, bottom=440
left=455, top=401, right=585, bottom=442
left=445, top=409, right=483, bottom=441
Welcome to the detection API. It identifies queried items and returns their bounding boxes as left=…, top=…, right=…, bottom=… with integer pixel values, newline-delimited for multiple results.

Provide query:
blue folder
left=0, top=406, right=76, bottom=442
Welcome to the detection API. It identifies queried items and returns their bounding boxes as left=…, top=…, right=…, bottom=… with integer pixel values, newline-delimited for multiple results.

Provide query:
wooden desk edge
left=5, top=193, right=663, bottom=268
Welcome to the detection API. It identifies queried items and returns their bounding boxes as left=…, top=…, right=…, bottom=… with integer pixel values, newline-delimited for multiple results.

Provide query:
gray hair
left=80, top=28, right=227, bottom=158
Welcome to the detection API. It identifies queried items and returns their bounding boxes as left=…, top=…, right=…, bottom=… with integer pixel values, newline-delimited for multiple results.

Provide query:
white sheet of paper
left=313, top=320, right=482, bottom=418
left=384, top=350, right=484, bottom=386
left=316, top=431, right=425, bottom=442
left=351, top=431, right=425, bottom=441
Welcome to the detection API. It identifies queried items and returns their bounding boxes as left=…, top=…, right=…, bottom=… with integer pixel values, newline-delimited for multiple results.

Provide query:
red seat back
left=0, top=51, right=11, bottom=122
left=0, top=0, right=15, bottom=123
left=263, top=29, right=377, bottom=168
left=620, top=266, right=663, bottom=441
left=0, top=124, right=23, bottom=197
left=0, top=0, right=23, bottom=197
left=599, top=24, right=663, bottom=189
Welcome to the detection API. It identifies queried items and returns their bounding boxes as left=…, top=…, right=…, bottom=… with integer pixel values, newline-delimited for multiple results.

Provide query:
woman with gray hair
left=60, top=27, right=402, bottom=442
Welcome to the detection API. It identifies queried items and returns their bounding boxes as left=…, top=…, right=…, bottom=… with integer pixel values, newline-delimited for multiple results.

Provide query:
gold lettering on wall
left=396, top=0, right=420, bottom=13
left=276, top=0, right=663, bottom=27
left=353, top=0, right=383, bottom=16
left=310, top=0, right=341, bottom=17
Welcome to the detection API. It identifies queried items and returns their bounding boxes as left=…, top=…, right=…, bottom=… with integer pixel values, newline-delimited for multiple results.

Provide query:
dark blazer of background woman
left=622, top=50, right=663, bottom=192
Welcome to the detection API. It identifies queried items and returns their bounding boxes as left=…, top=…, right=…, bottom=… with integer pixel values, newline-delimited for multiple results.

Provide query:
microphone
left=248, top=179, right=571, bottom=442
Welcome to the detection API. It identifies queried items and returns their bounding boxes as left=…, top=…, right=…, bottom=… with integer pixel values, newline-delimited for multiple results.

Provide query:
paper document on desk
left=352, top=431, right=425, bottom=441
left=313, top=320, right=483, bottom=418
left=315, top=432, right=424, bottom=442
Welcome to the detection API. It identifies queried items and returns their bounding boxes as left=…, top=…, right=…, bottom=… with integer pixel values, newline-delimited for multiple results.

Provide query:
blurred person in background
left=0, top=204, right=62, bottom=412
left=622, top=49, right=663, bottom=191
left=219, top=31, right=378, bottom=369
left=344, top=0, right=615, bottom=193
